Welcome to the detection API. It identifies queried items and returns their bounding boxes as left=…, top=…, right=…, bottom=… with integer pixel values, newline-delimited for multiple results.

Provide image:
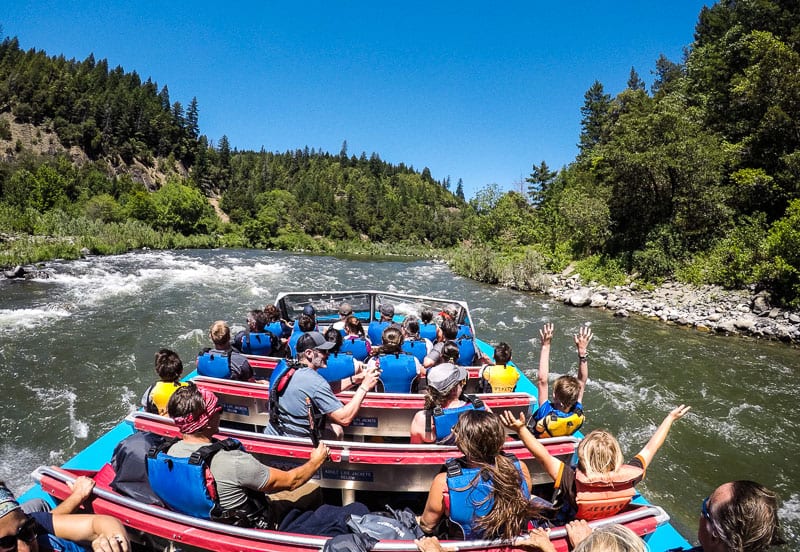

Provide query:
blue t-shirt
left=31, top=512, right=88, bottom=552
left=264, top=366, right=343, bottom=438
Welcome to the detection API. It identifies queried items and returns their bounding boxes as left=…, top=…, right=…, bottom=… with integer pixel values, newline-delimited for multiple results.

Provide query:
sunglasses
left=0, top=517, right=37, bottom=551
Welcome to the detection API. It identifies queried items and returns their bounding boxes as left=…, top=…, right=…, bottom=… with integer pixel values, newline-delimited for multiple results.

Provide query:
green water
left=0, top=249, right=797, bottom=547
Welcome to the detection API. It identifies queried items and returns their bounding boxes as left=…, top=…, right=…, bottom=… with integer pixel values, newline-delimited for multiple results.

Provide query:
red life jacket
left=574, top=464, right=643, bottom=520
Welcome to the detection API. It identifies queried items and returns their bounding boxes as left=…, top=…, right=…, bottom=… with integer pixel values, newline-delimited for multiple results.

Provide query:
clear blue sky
left=4, top=1, right=710, bottom=199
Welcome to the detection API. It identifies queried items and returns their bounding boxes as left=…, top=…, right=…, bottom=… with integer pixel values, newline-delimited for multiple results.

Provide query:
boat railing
left=34, top=465, right=669, bottom=552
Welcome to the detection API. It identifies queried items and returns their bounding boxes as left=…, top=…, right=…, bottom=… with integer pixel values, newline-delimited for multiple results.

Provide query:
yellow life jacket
left=534, top=406, right=585, bottom=438
left=574, top=464, right=643, bottom=520
left=481, top=364, right=519, bottom=393
left=150, top=381, right=188, bottom=416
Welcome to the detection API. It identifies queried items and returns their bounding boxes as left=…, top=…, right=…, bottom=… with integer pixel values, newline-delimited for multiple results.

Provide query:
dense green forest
left=2, top=0, right=800, bottom=306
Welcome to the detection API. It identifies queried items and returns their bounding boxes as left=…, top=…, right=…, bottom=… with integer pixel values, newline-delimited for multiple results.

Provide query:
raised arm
left=500, top=411, right=563, bottom=482
left=636, top=405, right=691, bottom=468
left=573, top=325, right=593, bottom=404
left=536, top=323, right=553, bottom=407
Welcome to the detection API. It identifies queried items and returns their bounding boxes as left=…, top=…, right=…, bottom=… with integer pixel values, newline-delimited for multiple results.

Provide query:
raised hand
left=574, top=325, right=593, bottom=354
left=500, top=410, right=526, bottom=431
left=539, top=323, right=553, bottom=346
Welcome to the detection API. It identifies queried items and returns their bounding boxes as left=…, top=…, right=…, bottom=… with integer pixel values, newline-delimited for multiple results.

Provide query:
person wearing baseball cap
left=410, top=362, right=485, bottom=444
left=332, top=302, right=353, bottom=332
left=265, top=331, right=380, bottom=439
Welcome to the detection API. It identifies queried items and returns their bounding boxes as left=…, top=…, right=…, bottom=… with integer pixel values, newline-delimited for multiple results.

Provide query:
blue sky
left=4, top=1, right=710, bottom=199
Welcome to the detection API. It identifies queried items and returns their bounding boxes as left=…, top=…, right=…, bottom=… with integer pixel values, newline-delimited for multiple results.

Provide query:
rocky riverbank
left=540, top=269, right=800, bottom=345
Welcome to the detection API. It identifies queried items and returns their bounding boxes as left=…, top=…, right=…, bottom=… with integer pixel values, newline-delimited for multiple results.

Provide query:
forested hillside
left=455, top=0, right=800, bottom=306
left=2, top=0, right=800, bottom=306
left=0, top=34, right=468, bottom=263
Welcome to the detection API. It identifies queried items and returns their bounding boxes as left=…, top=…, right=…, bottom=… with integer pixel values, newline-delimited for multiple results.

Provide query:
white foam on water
left=0, top=307, right=72, bottom=333
left=178, top=328, right=205, bottom=341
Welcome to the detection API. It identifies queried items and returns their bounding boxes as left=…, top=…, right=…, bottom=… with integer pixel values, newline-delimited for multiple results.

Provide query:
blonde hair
left=577, top=429, right=624, bottom=477
left=573, top=524, right=647, bottom=552
left=553, top=375, right=581, bottom=409
left=209, top=320, right=230, bottom=347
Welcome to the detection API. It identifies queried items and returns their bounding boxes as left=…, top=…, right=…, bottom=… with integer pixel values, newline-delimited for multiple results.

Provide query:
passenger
left=418, top=309, right=438, bottom=342
left=440, top=340, right=460, bottom=364
left=141, top=348, right=187, bottom=416
left=151, top=386, right=329, bottom=527
left=401, top=315, right=432, bottom=362
left=418, top=410, right=546, bottom=540
left=423, top=318, right=459, bottom=369
left=501, top=405, right=691, bottom=523
left=232, top=309, right=274, bottom=356
left=263, top=304, right=292, bottom=339
left=0, top=480, right=129, bottom=552
left=288, top=314, right=316, bottom=358
left=341, top=316, right=371, bottom=360
left=367, top=303, right=395, bottom=346
left=409, top=362, right=485, bottom=444
left=694, top=480, right=784, bottom=552
left=264, top=331, right=380, bottom=439
left=196, top=321, right=253, bottom=381
left=332, top=303, right=353, bottom=332
left=479, top=342, right=519, bottom=393
left=570, top=522, right=647, bottom=552
left=531, top=323, right=591, bottom=438
left=367, top=326, right=423, bottom=393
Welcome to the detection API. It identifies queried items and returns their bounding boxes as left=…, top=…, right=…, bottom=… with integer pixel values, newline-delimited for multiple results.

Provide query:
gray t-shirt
left=424, top=341, right=445, bottom=365
left=168, top=440, right=270, bottom=511
left=264, top=366, right=343, bottom=438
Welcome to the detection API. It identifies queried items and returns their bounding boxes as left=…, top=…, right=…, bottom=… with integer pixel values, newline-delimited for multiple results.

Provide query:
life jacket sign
left=351, top=416, right=378, bottom=428
left=321, top=467, right=375, bottom=482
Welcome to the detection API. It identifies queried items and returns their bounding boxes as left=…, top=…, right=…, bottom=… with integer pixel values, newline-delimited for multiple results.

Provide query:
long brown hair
left=372, top=326, right=403, bottom=356
left=452, top=410, right=543, bottom=540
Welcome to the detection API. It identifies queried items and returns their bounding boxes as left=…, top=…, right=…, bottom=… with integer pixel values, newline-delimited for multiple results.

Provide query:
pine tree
left=455, top=178, right=465, bottom=201
left=578, top=80, right=612, bottom=154
left=627, top=66, right=646, bottom=91
left=186, top=97, right=199, bottom=139
left=525, top=161, right=557, bottom=205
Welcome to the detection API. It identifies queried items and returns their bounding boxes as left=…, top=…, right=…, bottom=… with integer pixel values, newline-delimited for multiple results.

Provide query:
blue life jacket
left=340, top=337, right=369, bottom=361
left=197, top=350, right=231, bottom=379
left=456, top=325, right=472, bottom=339
left=456, top=337, right=476, bottom=366
left=318, top=352, right=356, bottom=383
left=445, top=454, right=530, bottom=540
left=419, top=323, right=437, bottom=342
left=367, top=321, right=390, bottom=345
left=266, top=320, right=290, bottom=339
left=238, top=331, right=273, bottom=356
left=401, top=339, right=427, bottom=363
left=146, top=437, right=243, bottom=519
left=268, top=359, right=323, bottom=445
left=429, top=395, right=485, bottom=443
left=377, top=353, right=417, bottom=393
left=288, top=330, right=308, bottom=358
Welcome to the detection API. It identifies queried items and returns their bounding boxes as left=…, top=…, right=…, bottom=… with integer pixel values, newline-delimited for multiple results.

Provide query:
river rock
left=80, top=247, right=91, bottom=258
left=566, top=288, right=592, bottom=307
left=4, top=265, right=25, bottom=279
left=590, top=292, right=607, bottom=307
left=614, top=309, right=629, bottom=317
left=734, top=317, right=756, bottom=331
left=790, top=314, right=800, bottom=324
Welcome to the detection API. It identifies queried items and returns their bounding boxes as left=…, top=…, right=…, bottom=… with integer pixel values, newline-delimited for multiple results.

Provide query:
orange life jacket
left=574, top=464, right=643, bottom=520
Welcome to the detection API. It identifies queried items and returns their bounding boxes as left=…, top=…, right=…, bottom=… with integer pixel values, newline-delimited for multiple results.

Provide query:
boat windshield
left=274, top=290, right=473, bottom=335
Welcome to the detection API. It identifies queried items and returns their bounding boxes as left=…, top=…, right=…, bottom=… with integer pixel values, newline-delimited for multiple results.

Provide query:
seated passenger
left=367, top=303, right=395, bottom=345
left=288, top=314, right=316, bottom=357
left=531, top=323, right=591, bottom=437
left=149, top=386, right=328, bottom=527
left=502, top=405, right=691, bottom=523
left=695, top=480, right=784, bottom=552
left=401, top=316, right=432, bottom=362
left=264, top=332, right=380, bottom=440
left=197, top=321, right=253, bottom=381
left=264, top=304, right=292, bottom=338
left=418, top=410, right=546, bottom=540
left=320, top=327, right=364, bottom=391
left=418, top=309, right=438, bottom=342
left=332, top=302, right=353, bottom=333
left=479, top=342, right=519, bottom=393
left=232, top=309, right=275, bottom=356
left=409, top=363, right=485, bottom=444
left=366, top=326, right=423, bottom=393
left=423, top=318, right=459, bottom=369
left=341, top=316, right=371, bottom=361
left=0, top=480, right=129, bottom=552
left=141, top=348, right=188, bottom=416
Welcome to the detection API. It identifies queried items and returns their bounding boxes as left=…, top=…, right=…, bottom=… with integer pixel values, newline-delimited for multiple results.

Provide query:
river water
left=0, top=249, right=797, bottom=548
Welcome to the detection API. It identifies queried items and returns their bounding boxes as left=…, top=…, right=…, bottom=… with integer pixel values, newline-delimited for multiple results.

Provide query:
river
left=0, top=248, right=797, bottom=548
